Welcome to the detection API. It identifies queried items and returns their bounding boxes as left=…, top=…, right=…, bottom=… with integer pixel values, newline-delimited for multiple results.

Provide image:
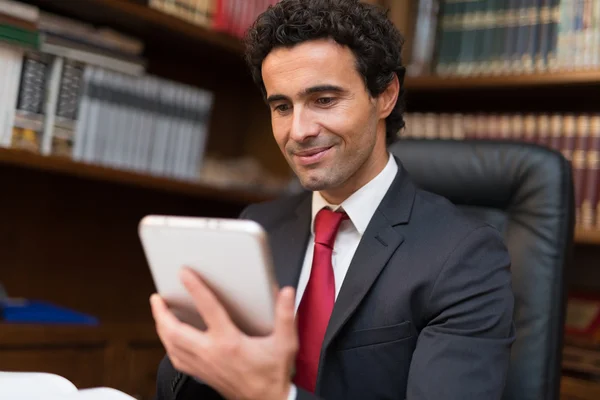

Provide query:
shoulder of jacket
left=241, top=190, right=311, bottom=227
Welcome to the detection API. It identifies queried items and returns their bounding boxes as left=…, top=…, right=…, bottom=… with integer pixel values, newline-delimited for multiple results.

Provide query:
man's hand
left=150, top=267, right=298, bottom=400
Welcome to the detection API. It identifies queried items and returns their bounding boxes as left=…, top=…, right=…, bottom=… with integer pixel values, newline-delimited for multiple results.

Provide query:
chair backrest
left=389, top=139, right=574, bottom=400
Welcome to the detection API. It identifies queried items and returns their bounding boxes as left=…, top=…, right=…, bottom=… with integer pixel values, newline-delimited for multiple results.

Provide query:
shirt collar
left=311, top=153, right=398, bottom=235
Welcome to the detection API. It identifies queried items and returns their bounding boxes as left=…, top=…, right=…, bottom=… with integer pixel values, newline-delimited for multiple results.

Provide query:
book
left=0, top=371, right=136, bottom=399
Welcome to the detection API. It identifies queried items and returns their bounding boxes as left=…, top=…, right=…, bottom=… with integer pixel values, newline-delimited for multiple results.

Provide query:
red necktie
left=294, top=208, right=347, bottom=393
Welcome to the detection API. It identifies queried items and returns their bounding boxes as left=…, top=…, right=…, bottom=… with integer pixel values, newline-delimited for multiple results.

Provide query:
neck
left=320, top=150, right=389, bottom=205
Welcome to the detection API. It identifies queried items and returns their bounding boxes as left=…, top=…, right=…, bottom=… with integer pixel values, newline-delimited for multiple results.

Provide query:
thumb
left=274, top=286, right=297, bottom=340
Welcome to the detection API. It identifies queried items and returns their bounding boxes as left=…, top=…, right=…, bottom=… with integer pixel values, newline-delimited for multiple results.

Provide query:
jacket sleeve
left=154, top=354, right=182, bottom=400
left=406, top=225, right=516, bottom=400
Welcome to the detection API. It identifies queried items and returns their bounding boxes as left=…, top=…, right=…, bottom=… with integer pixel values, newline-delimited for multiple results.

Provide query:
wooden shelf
left=0, top=148, right=276, bottom=204
left=0, top=322, right=163, bottom=399
left=0, top=322, right=159, bottom=345
left=575, top=228, right=600, bottom=246
left=405, top=70, right=600, bottom=91
left=561, top=375, right=600, bottom=400
left=23, top=0, right=244, bottom=57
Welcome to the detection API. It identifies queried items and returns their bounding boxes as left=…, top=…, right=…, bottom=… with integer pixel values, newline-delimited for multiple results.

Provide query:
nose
left=290, top=105, right=319, bottom=142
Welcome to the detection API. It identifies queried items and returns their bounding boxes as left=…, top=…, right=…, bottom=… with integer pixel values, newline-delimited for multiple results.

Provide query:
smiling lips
left=294, top=146, right=333, bottom=166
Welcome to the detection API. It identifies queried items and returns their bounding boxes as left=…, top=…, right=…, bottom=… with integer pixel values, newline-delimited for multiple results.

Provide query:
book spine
left=556, top=0, right=574, bottom=70
left=0, top=0, right=39, bottom=22
left=407, top=0, right=441, bottom=76
left=549, top=113, right=563, bottom=152
left=514, top=0, right=528, bottom=72
left=0, top=44, right=24, bottom=147
left=458, top=0, right=481, bottom=75
left=435, top=0, right=462, bottom=75
left=582, top=0, right=594, bottom=68
left=573, top=114, right=590, bottom=225
left=536, top=113, right=551, bottom=146
left=524, top=114, right=538, bottom=142
left=547, top=0, right=561, bottom=69
left=451, top=113, right=466, bottom=139
left=593, top=0, right=600, bottom=68
left=12, top=51, right=50, bottom=152
left=573, top=0, right=585, bottom=68
left=486, top=114, right=500, bottom=139
left=40, top=55, right=63, bottom=155
left=582, top=114, right=600, bottom=229
left=537, top=0, right=553, bottom=70
left=522, top=0, right=539, bottom=72
left=500, top=114, right=512, bottom=139
left=503, top=0, right=521, bottom=73
left=510, top=114, right=525, bottom=141
left=561, top=114, right=577, bottom=162
left=52, top=58, right=84, bottom=158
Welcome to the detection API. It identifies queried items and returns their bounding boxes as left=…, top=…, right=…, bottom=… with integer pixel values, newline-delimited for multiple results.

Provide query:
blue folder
left=0, top=299, right=99, bottom=325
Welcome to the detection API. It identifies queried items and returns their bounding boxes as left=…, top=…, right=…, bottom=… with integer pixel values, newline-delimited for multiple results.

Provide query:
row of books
left=0, top=0, right=218, bottom=182
left=0, top=0, right=145, bottom=75
left=0, top=43, right=215, bottom=181
left=0, top=1, right=297, bottom=193
left=148, top=0, right=280, bottom=39
left=408, top=0, right=600, bottom=77
left=401, top=112, right=600, bottom=230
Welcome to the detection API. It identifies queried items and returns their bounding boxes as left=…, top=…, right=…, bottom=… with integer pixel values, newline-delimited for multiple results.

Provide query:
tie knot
left=314, top=208, right=347, bottom=248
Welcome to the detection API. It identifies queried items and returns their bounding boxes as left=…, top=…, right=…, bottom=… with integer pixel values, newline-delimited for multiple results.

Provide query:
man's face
left=262, top=39, right=387, bottom=195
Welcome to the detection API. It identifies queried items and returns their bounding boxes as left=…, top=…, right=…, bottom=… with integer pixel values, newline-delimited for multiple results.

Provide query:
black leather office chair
left=389, top=139, right=574, bottom=400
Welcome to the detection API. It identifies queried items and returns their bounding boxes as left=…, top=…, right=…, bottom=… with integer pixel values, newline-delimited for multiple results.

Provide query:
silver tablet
left=138, top=214, right=277, bottom=336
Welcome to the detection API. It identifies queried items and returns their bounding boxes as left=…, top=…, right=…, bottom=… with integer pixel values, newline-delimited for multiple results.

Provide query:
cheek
left=319, top=106, right=372, bottom=145
left=271, top=117, right=289, bottom=152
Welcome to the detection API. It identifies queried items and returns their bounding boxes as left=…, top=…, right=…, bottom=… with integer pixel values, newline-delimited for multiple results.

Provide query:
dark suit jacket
left=155, top=158, right=516, bottom=400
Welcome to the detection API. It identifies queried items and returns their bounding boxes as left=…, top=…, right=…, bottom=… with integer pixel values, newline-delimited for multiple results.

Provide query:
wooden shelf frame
left=575, top=228, right=600, bottom=246
left=405, top=70, right=600, bottom=91
left=0, top=148, right=276, bottom=204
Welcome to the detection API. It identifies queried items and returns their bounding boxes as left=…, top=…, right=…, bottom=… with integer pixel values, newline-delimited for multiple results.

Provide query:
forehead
left=261, top=39, right=362, bottom=95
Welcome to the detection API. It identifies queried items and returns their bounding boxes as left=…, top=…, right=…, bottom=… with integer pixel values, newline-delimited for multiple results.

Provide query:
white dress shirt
left=288, top=153, right=398, bottom=399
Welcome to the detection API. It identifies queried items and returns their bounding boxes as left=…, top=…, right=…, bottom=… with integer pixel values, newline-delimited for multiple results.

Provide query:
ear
left=377, top=73, right=400, bottom=120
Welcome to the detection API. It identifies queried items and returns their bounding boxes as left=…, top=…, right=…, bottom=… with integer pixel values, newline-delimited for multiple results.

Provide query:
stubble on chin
left=295, top=164, right=346, bottom=193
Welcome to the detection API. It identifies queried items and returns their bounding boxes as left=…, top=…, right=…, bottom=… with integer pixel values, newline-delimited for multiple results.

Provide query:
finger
left=150, top=293, right=178, bottom=329
left=180, top=268, right=238, bottom=335
left=150, top=294, right=209, bottom=355
left=274, top=286, right=297, bottom=343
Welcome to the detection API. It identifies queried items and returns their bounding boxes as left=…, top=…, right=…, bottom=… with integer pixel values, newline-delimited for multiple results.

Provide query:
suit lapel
left=269, top=193, right=312, bottom=289
left=321, top=160, right=416, bottom=355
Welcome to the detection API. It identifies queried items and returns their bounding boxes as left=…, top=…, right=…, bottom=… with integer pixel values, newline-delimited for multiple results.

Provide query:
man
left=151, top=0, right=516, bottom=399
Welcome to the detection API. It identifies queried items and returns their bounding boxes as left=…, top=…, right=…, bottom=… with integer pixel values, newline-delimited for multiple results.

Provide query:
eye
left=316, top=97, right=335, bottom=106
left=274, top=104, right=291, bottom=113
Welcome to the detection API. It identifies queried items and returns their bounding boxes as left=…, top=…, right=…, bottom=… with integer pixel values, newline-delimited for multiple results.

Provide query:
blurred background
left=0, top=0, right=599, bottom=399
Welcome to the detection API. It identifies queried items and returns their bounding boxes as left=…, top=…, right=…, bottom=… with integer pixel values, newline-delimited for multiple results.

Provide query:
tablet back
left=138, top=215, right=276, bottom=336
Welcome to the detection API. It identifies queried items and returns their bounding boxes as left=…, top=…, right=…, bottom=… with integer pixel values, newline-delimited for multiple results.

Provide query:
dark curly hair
left=244, top=0, right=406, bottom=145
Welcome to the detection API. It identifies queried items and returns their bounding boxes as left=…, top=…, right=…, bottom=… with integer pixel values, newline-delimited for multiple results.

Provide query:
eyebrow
left=266, top=84, right=346, bottom=104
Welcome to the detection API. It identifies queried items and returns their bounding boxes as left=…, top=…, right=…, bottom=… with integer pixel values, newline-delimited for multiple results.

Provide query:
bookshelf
left=575, top=228, right=600, bottom=246
left=23, top=0, right=245, bottom=56
left=406, top=70, right=600, bottom=91
left=561, top=376, right=600, bottom=400
left=4, top=146, right=600, bottom=246
left=0, top=1, right=283, bottom=398
left=0, top=323, right=163, bottom=399
left=0, top=148, right=276, bottom=204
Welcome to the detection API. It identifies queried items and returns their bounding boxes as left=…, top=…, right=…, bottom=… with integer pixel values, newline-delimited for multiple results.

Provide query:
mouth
left=293, top=146, right=333, bottom=166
